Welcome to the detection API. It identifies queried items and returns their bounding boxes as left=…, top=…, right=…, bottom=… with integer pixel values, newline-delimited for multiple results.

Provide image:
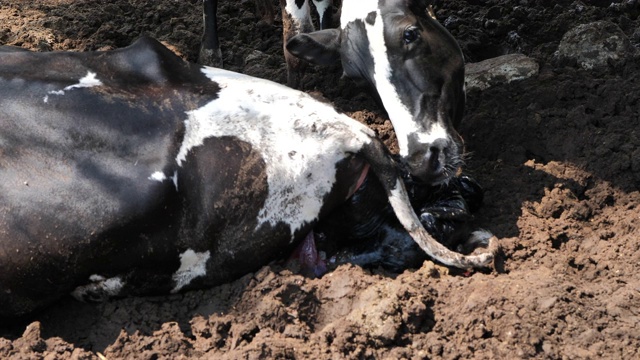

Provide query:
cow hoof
left=198, top=48, right=223, bottom=68
left=458, top=230, right=499, bottom=269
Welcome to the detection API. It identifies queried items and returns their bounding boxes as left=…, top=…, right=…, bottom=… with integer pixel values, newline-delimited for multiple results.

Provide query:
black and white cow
left=279, top=0, right=334, bottom=88
left=0, top=37, right=494, bottom=317
left=199, top=0, right=332, bottom=71
left=202, top=0, right=463, bottom=189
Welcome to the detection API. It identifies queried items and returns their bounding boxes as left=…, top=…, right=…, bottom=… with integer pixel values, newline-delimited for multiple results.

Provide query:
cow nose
left=425, top=138, right=447, bottom=175
left=407, top=137, right=459, bottom=184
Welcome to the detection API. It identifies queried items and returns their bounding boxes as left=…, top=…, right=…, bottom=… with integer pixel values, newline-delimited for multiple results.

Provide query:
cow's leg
left=281, top=0, right=315, bottom=88
left=360, top=137, right=498, bottom=270
left=199, top=0, right=275, bottom=67
left=199, top=0, right=223, bottom=67
left=312, top=0, right=333, bottom=30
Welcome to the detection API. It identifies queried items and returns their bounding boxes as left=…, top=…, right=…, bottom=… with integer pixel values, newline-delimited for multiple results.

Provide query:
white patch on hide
left=148, top=170, right=179, bottom=191
left=88, top=274, right=104, bottom=282
left=176, top=67, right=373, bottom=239
left=171, top=249, right=211, bottom=293
left=44, top=71, right=103, bottom=102
left=71, top=275, right=124, bottom=302
left=171, top=170, right=179, bottom=191
left=149, top=171, right=167, bottom=182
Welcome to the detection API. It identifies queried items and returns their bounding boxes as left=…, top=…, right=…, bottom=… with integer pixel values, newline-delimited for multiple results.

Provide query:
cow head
left=287, top=0, right=465, bottom=185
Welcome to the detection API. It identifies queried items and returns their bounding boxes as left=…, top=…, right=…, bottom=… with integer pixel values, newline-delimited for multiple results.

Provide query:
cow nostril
left=426, top=139, right=448, bottom=174
left=429, top=139, right=448, bottom=154
left=427, top=149, right=441, bottom=173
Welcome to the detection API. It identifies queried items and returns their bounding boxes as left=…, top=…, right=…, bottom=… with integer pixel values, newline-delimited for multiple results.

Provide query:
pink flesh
left=288, top=163, right=370, bottom=276
left=348, top=163, right=370, bottom=199
left=288, top=232, right=327, bottom=277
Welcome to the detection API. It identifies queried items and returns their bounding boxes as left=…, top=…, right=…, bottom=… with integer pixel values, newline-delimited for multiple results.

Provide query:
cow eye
left=403, top=27, right=419, bottom=44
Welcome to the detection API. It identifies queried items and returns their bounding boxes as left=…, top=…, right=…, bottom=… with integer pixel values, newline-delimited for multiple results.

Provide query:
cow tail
left=359, top=137, right=498, bottom=270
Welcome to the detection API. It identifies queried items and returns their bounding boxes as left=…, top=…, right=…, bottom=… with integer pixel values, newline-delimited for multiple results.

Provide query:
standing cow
left=0, top=37, right=494, bottom=317
left=199, top=0, right=332, bottom=72
left=200, top=0, right=464, bottom=188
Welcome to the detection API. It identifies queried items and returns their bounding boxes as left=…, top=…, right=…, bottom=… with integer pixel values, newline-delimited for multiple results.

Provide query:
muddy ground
left=1, top=0, right=639, bottom=359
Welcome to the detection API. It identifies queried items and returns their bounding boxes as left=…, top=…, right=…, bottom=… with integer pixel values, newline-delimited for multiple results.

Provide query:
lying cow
left=0, top=37, right=494, bottom=317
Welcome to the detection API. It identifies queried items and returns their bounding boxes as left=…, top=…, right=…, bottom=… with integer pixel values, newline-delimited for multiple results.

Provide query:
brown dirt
left=1, top=0, right=639, bottom=359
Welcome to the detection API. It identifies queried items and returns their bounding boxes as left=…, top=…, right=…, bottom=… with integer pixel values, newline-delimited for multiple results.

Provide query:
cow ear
left=407, top=0, right=433, bottom=19
left=286, top=29, right=341, bottom=66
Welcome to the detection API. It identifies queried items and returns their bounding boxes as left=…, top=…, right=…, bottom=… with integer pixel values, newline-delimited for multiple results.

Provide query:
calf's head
left=287, top=0, right=465, bottom=185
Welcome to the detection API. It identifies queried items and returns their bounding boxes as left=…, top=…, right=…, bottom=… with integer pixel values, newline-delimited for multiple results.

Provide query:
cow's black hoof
left=198, top=48, right=223, bottom=68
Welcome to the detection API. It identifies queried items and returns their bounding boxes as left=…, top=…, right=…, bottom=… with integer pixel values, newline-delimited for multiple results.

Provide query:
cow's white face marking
left=171, top=249, right=211, bottom=293
left=362, top=9, right=417, bottom=157
left=340, top=0, right=378, bottom=25
left=44, top=71, right=103, bottom=103
left=148, top=170, right=179, bottom=191
left=418, top=122, right=448, bottom=147
left=177, top=67, right=373, bottom=238
left=70, top=274, right=124, bottom=302
left=341, top=3, right=450, bottom=158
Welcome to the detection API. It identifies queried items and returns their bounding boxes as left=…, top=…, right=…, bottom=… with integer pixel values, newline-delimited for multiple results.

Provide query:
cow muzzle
left=405, top=136, right=462, bottom=185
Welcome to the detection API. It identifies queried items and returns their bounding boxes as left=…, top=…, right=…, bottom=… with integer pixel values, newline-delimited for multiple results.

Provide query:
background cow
left=199, top=0, right=332, bottom=74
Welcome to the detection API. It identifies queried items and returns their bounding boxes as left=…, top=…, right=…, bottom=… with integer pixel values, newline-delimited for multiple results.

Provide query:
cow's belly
left=0, top=144, right=178, bottom=314
left=118, top=138, right=370, bottom=296
left=0, top=124, right=180, bottom=316
left=149, top=137, right=366, bottom=290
